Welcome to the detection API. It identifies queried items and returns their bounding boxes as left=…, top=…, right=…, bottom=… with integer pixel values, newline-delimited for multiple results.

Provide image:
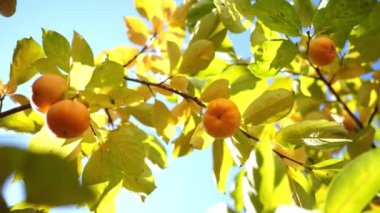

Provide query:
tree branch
left=124, top=76, right=206, bottom=108
left=272, top=148, right=313, bottom=171
left=123, top=31, right=158, bottom=68
left=306, top=31, right=363, bottom=129
left=0, top=103, right=31, bottom=119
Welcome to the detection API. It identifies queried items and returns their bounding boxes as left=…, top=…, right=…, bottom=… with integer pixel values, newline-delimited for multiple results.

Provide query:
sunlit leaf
left=275, top=120, right=352, bottom=149
left=134, top=0, right=163, bottom=21
left=179, top=39, right=215, bottom=75
left=9, top=38, right=44, bottom=86
left=230, top=169, right=246, bottom=212
left=249, top=39, right=298, bottom=78
left=72, top=31, right=94, bottom=66
left=124, top=16, right=150, bottom=46
left=153, top=100, right=177, bottom=140
left=349, top=3, right=380, bottom=63
left=0, top=0, right=16, bottom=17
left=32, top=58, right=62, bottom=76
left=0, top=109, right=40, bottom=133
left=143, top=136, right=167, bottom=169
left=313, top=0, right=376, bottom=48
left=213, top=140, right=234, bottom=193
left=190, top=122, right=215, bottom=150
left=214, top=0, right=249, bottom=33
left=123, top=164, right=156, bottom=198
left=107, top=124, right=146, bottom=177
left=253, top=0, right=301, bottom=36
left=86, top=60, right=125, bottom=91
left=69, top=62, right=94, bottom=91
left=243, top=88, right=294, bottom=125
left=42, top=29, right=71, bottom=71
left=200, top=78, right=231, bottom=102
left=325, top=148, right=380, bottom=213
left=251, top=141, right=292, bottom=212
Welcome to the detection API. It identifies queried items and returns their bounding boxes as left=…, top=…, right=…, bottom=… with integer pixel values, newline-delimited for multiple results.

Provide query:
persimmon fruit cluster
left=203, top=98, right=241, bottom=139
left=308, top=36, right=336, bottom=66
left=31, top=74, right=90, bottom=139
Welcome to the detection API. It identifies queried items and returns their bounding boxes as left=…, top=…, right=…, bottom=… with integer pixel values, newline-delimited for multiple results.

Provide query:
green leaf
left=22, top=152, right=94, bottom=206
left=123, top=164, right=156, bottom=198
left=0, top=0, right=16, bottom=17
left=325, top=148, right=380, bottom=213
left=127, top=103, right=154, bottom=127
left=42, top=29, right=71, bottom=71
left=143, top=136, right=167, bottom=169
left=9, top=38, right=44, bottom=86
left=214, top=0, right=249, bottom=33
left=231, top=130, right=254, bottom=166
left=32, top=58, right=62, bottom=75
left=249, top=39, right=298, bottom=78
left=213, top=140, right=234, bottom=193
left=86, top=60, right=125, bottom=91
left=179, top=39, right=215, bottom=75
left=167, top=41, right=181, bottom=72
left=0, top=147, right=25, bottom=184
left=0, top=110, right=41, bottom=133
left=294, top=0, right=316, bottom=26
left=187, top=0, right=215, bottom=30
left=288, top=168, right=316, bottom=209
left=313, top=0, right=376, bottom=48
left=253, top=0, right=301, bottom=36
left=251, top=141, right=292, bottom=212
left=82, top=145, right=122, bottom=186
left=275, top=120, right=352, bottom=149
left=72, top=31, right=94, bottom=66
left=107, top=124, right=146, bottom=177
left=349, top=3, right=380, bottom=63
left=243, top=88, right=294, bottom=125
left=230, top=170, right=245, bottom=212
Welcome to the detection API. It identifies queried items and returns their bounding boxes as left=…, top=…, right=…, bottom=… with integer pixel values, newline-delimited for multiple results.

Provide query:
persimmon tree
left=1, top=0, right=380, bottom=212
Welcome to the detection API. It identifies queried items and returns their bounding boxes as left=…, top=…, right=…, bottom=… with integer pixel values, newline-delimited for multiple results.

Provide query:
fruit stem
left=0, top=103, right=31, bottom=119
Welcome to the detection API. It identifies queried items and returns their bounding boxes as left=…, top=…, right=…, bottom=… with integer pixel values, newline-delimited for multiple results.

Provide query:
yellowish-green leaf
left=249, top=39, right=298, bottom=78
left=0, top=0, right=16, bottom=17
left=251, top=141, right=292, bottom=212
left=86, top=60, right=125, bottom=92
left=187, top=0, right=215, bottom=30
left=179, top=39, right=215, bottom=75
left=134, top=0, right=163, bottom=21
left=87, top=181, right=122, bottom=213
left=214, top=0, right=249, bottom=33
left=173, top=116, right=197, bottom=158
left=32, top=58, right=62, bottom=76
left=143, top=136, right=167, bottom=169
left=72, top=31, right=94, bottom=66
left=275, top=120, right=352, bottom=149
left=167, top=41, right=181, bottom=72
left=253, top=0, right=301, bottom=36
left=10, top=38, right=44, bottom=85
left=213, top=140, right=234, bottom=193
left=325, top=148, right=380, bottom=213
left=230, top=169, right=245, bottom=212
left=153, top=100, right=177, bottom=141
left=288, top=168, right=316, bottom=209
left=231, top=130, right=254, bottom=166
left=42, top=29, right=71, bottom=71
left=348, top=126, right=375, bottom=159
left=200, top=78, right=231, bottom=102
left=294, top=0, right=316, bottom=26
left=106, top=124, right=146, bottom=177
left=69, top=62, right=94, bottom=91
left=190, top=122, right=215, bottom=150
left=243, top=88, right=294, bottom=125
left=124, top=16, right=150, bottom=46
left=127, top=103, right=154, bottom=127
left=0, top=109, right=40, bottom=133
left=104, top=46, right=140, bottom=68
left=123, top=164, right=156, bottom=198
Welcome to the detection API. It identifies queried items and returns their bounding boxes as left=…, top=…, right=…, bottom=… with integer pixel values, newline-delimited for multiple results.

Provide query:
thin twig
left=239, top=128, right=259, bottom=141
left=0, top=103, right=31, bottom=119
left=123, top=31, right=158, bottom=68
left=124, top=76, right=206, bottom=108
left=306, top=31, right=363, bottom=129
left=272, top=148, right=313, bottom=171
left=368, top=105, right=378, bottom=126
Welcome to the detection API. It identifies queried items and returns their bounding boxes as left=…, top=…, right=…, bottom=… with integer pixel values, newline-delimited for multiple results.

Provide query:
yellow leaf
left=190, top=122, right=215, bottom=150
left=201, top=79, right=231, bottom=102
left=69, top=62, right=94, bottom=91
left=153, top=100, right=178, bottom=140
left=213, top=139, right=234, bottom=193
left=124, top=16, right=150, bottom=46
left=104, top=46, right=140, bottom=68
left=169, top=0, right=194, bottom=27
left=134, top=0, right=163, bottom=21
left=179, top=39, right=215, bottom=75
left=167, top=41, right=181, bottom=72
left=170, top=75, right=188, bottom=93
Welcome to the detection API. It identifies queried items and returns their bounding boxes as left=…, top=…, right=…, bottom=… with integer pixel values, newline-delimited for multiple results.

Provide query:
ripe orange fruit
left=203, top=98, right=241, bottom=139
left=308, top=36, right=336, bottom=66
left=31, top=74, right=67, bottom=113
left=46, top=100, right=90, bottom=139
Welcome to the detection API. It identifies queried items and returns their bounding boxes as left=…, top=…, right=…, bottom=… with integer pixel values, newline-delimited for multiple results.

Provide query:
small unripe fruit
left=31, top=74, right=67, bottom=113
left=308, top=36, right=336, bottom=66
left=203, top=98, right=241, bottom=139
left=46, top=100, right=90, bottom=139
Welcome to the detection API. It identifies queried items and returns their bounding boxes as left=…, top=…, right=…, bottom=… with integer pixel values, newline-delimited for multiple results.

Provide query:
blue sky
left=0, top=1, right=243, bottom=212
